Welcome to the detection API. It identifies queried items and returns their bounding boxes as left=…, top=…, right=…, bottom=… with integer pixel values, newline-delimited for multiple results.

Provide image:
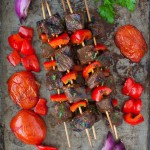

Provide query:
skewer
left=84, top=0, right=117, bottom=137
left=61, top=0, right=67, bottom=12
left=45, top=1, right=71, bottom=147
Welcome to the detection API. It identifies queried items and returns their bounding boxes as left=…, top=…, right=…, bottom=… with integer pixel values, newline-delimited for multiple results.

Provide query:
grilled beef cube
left=46, top=70, right=63, bottom=91
left=70, top=110, right=96, bottom=132
left=76, top=72, right=85, bottom=85
left=87, top=69, right=105, bottom=89
left=55, top=46, right=74, bottom=72
left=96, top=98, right=113, bottom=113
left=77, top=45, right=96, bottom=65
left=103, top=108, right=123, bottom=127
left=41, top=43, right=55, bottom=58
left=87, top=21, right=105, bottom=37
left=37, top=13, right=64, bottom=38
left=65, top=12, right=84, bottom=33
left=52, top=102, right=72, bottom=124
left=63, top=85, right=87, bottom=103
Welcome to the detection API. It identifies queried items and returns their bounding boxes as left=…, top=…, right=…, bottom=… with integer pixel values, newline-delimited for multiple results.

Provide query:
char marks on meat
left=70, top=110, right=96, bottom=132
left=46, top=70, right=63, bottom=91
left=65, top=12, right=85, bottom=33
left=55, top=45, right=74, bottom=72
left=63, top=85, right=87, bottom=103
left=77, top=45, right=96, bottom=65
left=52, top=102, right=72, bottom=124
left=87, top=69, right=105, bottom=89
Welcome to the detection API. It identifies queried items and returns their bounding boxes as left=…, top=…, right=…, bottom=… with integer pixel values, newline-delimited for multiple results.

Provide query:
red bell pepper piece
left=7, top=50, right=21, bottom=66
left=111, top=99, right=118, bottom=107
left=21, top=54, right=40, bottom=72
left=19, top=26, right=34, bottom=40
left=50, top=94, right=68, bottom=102
left=124, top=113, right=144, bottom=126
left=122, top=99, right=142, bottom=115
left=43, top=60, right=57, bottom=71
left=94, top=44, right=107, bottom=51
left=48, top=33, right=70, bottom=49
left=72, top=65, right=85, bottom=72
left=92, top=86, right=112, bottom=102
left=122, top=77, right=143, bottom=99
left=20, top=39, right=35, bottom=55
left=71, top=29, right=92, bottom=44
left=8, top=34, right=24, bottom=51
left=34, top=98, right=48, bottom=116
left=70, top=101, right=87, bottom=112
left=36, top=145, right=57, bottom=150
left=41, top=33, right=48, bottom=43
left=61, top=72, right=77, bottom=84
left=83, top=61, right=101, bottom=79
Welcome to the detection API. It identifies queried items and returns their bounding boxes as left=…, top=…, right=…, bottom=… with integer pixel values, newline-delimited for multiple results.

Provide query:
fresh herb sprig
left=96, top=0, right=136, bottom=23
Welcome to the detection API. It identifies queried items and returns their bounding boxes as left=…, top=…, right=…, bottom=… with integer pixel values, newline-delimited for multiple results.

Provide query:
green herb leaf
left=52, top=75, right=57, bottom=81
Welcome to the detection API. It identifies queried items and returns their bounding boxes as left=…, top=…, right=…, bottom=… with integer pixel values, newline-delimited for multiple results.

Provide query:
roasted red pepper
left=123, top=113, right=144, bottom=126
left=20, top=39, right=35, bottom=55
left=122, top=77, right=143, bottom=99
left=112, top=99, right=118, bottom=107
left=19, top=26, right=34, bottom=40
left=61, top=72, right=77, bottom=84
left=122, top=99, right=142, bottom=115
left=92, top=86, right=112, bottom=102
left=71, top=29, right=92, bottom=44
left=36, top=145, right=57, bottom=150
left=21, top=54, right=40, bottom=72
left=34, top=98, right=48, bottom=116
left=48, top=33, right=70, bottom=49
left=94, top=44, right=107, bottom=51
left=8, top=34, right=24, bottom=51
left=70, top=101, right=87, bottom=112
left=41, top=33, right=48, bottom=43
left=7, top=50, right=21, bottom=66
left=83, top=61, right=101, bottom=79
left=43, top=60, right=57, bottom=71
left=72, top=65, right=85, bottom=72
left=50, top=94, right=68, bottom=102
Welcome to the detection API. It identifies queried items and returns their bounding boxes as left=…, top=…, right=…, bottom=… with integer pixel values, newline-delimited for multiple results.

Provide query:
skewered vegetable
left=44, top=60, right=57, bottom=71
left=36, top=145, right=57, bottom=150
left=50, top=94, right=68, bottom=102
left=70, top=101, right=87, bottom=112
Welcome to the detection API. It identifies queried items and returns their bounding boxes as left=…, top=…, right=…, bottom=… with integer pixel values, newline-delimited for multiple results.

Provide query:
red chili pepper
left=92, top=86, right=112, bottom=102
left=94, top=44, right=107, bottom=51
left=34, top=98, right=48, bottom=116
left=7, top=50, right=21, bottom=66
left=112, top=99, right=118, bottom=107
left=48, top=33, right=70, bottom=49
left=43, top=60, right=57, bottom=71
left=122, top=99, right=142, bottom=115
left=21, top=54, right=40, bottom=72
left=20, top=39, right=35, bottom=55
left=36, top=145, right=57, bottom=150
left=19, top=26, right=34, bottom=41
left=72, top=65, right=85, bottom=72
left=70, top=101, right=87, bottom=112
left=122, top=77, right=143, bottom=99
left=71, top=29, right=92, bottom=44
left=83, top=61, right=101, bottom=79
left=61, top=72, right=77, bottom=84
left=50, top=94, right=68, bottom=102
left=123, top=113, right=144, bottom=126
left=8, top=34, right=24, bottom=51
left=41, top=33, right=48, bottom=43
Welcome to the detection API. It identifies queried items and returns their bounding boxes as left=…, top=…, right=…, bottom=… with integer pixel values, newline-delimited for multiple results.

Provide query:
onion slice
left=15, top=0, right=31, bottom=23
left=113, top=140, right=126, bottom=150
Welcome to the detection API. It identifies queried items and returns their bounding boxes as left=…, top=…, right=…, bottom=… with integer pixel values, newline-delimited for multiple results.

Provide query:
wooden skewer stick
left=66, top=0, right=73, bottom=14
left=114, top=125, right=119, bottom=140
left=61, top=0, right=67, bottom=12
left=45, top=0, right=52, bottom=17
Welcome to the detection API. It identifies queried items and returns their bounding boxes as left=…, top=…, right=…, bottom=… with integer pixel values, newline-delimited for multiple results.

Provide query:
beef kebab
left=38, top=1, right=72, bottom=147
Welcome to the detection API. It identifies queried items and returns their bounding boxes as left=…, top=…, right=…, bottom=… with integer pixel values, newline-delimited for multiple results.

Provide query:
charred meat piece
left=46, top=70, right=63, bottom=91
left=37, top=13, right=64, bottom=38
left=87, top=69, right=105, bottom=89
left=103, top=108, right=123, bottom=127
left=63, top=85, right=87, bottom=103
left=52, top=102, right=72, bottom=124
left=96, top=98, right=113, bottom=113
left=77, top=45, right=96, bottom=65
left=65, top=12, right=84, bottom=33
left=76, top=72, right=85, bottom=86
left=70, top=110, right=96, bottom=132
left=41, top=43, right=55, bottom=58
left=55, top=45, right=74, bottom=72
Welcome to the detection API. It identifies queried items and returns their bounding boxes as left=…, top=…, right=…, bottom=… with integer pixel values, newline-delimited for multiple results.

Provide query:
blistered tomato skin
left=115, top=24, right=147, bottom=62
left=10, top=110, right=46, bottom=145
left=7, top=71, right=40, bottom=109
